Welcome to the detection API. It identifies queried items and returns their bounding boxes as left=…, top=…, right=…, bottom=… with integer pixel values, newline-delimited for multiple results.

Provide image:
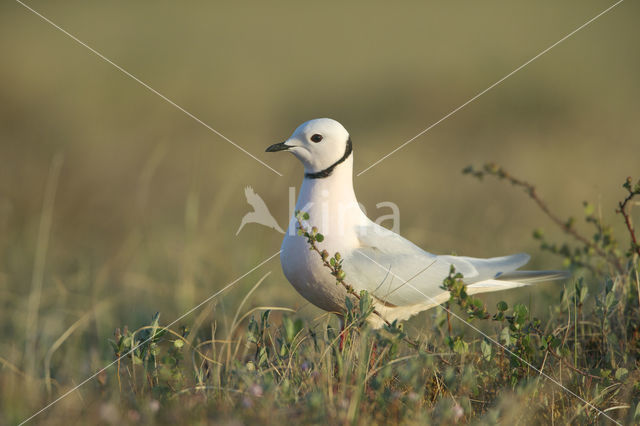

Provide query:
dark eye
left=310, top=134, right=323, bottom=143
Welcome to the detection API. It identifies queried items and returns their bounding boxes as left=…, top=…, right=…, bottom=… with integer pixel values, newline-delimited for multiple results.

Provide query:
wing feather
left=344, top=224, right=533, bottom=306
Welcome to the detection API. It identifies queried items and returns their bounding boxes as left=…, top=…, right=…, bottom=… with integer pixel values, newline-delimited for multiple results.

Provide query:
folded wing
left=344, top=223, right=555, bottom=307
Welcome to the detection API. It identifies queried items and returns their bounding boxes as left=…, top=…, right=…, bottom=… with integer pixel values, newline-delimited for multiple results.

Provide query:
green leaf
left=279, top=340, right=289, bottom=357
left=359, top=291, right=372, bottom=317
left=303, top=212, right=310, bottom=220
left=500, top=327, right=511, bottom=345
left=453, top=338, right=469, bottom=354
left=583, top=202, right=594, bottom=216
left=615, top=368, right=629, bottom=380
left=282, top=316, right=293, bottom=341
left=345, top=297, right=353, bottom=312
left=282, top=316, right=303, bottom=344
left=444, top=336, right=453, bottom=349
left=108, top=339, right=119, bottom=354
left=513, top=304, right=528, bottom=325
left=293, top=319, right=303, bottom=337
left=261, top=310, right=271, bottom=328
left=606, top=291, right=618, bottom=310
left=481, top=340, right=492, bottom=361
left=258, top=346, right=268, bottom=366
left=247, top=316, right=259, bottom=343
left=497, top=301, right=508, bottom=312
left=315, top=233, right=324, bottom=242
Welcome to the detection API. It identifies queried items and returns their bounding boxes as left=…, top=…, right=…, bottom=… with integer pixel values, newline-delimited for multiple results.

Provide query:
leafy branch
left=440, top=266, right=489, bottom=321
left=463, top=163, right=625, bottom=273
left=617, top=177, right=640, bottom=257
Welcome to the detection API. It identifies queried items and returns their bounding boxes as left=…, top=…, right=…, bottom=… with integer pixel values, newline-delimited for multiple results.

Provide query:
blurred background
left=1, top=0, right=639, bottom=417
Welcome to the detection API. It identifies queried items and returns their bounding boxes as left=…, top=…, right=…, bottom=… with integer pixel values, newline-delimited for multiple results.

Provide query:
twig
left=616, top=177, right=640, bottom=257
left=464, top=164, right=624, bottom=273
left=545, top=347, right=602, bottom=381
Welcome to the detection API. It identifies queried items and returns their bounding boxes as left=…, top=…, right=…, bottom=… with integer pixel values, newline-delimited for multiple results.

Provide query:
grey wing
left=343, top=224, right=530, bottom=306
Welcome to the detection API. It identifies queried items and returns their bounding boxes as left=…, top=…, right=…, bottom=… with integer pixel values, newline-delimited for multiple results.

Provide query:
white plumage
left=266, top=118, right=568, bottom=328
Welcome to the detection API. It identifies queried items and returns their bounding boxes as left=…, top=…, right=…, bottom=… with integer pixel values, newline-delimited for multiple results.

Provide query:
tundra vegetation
left=8, top=166, right=638, bottom=425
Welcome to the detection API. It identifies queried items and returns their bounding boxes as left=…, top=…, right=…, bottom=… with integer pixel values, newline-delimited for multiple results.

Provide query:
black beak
left=266, top=141, right=290, bottom=152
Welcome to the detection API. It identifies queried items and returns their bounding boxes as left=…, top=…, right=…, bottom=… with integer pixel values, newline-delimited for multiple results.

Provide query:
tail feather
left=466, top=279, right=530, bottom=295
left=495, top=270, right=570, bottom=283
left=466, top=270, right=569, bottom=296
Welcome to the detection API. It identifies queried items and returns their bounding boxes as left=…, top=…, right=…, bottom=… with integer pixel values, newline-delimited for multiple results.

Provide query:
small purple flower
left=249, top=383, right=263, bottom=397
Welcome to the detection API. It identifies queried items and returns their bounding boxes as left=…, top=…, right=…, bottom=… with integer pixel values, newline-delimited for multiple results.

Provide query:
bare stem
left=464, top=164, right=624, bottom=273
left=617, top=177, right=640, bottom=258
left=545, top=347, right=601, bottom=381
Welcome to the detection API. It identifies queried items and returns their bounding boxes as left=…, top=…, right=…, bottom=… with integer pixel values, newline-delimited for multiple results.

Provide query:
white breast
left=281, top=228, right=349, bottom=313
left=280, top=159, right=367, bottom=313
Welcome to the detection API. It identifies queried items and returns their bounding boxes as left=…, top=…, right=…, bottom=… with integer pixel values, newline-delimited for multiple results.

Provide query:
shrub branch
left=463, top=163, right=624, bottom=273
left=617, top=177, right=640, bottom=257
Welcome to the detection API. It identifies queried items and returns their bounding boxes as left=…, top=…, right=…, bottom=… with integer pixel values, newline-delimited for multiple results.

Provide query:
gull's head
left=266, top=118, right=352, bottom=176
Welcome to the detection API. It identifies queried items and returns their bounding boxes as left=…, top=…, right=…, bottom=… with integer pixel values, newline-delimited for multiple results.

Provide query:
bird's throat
left=304, top=137, right=353, bottom=179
